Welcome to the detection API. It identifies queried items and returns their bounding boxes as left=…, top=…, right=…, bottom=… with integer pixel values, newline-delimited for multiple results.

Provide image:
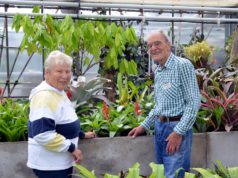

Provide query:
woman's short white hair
left=44, top=50, right=73, bottom=70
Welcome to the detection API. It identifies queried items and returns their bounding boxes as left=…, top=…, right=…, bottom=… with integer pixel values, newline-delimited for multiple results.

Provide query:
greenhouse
left=0, top=0, right=238, bottom=178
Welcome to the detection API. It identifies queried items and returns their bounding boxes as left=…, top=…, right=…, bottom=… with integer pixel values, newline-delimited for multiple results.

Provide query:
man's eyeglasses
left=147, top=41, right=163, bottom=49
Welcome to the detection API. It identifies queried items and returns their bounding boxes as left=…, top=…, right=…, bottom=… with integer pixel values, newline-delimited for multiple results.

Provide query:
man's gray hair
left=146, top=30, right=170, bottom=43
left=44, top=50, right=73, bottom=70
left=158, top=30, right=170, bottom=43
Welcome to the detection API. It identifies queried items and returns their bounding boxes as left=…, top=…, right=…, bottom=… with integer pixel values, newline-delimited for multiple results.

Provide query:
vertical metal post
left=5, top=5, right=10, bottom=97
left=171, top=9, right=175, bottom=54
left=201, top=11, right=204, bottom=38
left=41, top=0, right=44, bottom=80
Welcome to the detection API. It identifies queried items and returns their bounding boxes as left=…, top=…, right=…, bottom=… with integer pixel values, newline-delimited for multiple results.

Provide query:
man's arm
left=141, top=105, right=158, bottom=131
left=166, top=60, right=200, bottom=154
left=174, top=60, right=201, bottom=135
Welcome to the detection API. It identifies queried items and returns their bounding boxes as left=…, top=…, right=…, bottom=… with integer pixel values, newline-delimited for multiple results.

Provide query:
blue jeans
left=32, top=167, right=73, bottom=178
left=154, top=120, right=193, bottom=178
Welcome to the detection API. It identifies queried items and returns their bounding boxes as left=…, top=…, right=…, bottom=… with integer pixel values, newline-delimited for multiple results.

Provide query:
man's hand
left=166, top=131, right=182, bottom=155
left=128, top=125, right=145, bottom=138
left=84, top=131, right=96, bottom=139
left=72, top=148, right=83, bottom=164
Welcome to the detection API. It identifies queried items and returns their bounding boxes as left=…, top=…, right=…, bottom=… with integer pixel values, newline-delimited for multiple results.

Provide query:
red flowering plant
left=134, top=100, right=142, bottom=115
left=102, top=101, right=110, bottom=121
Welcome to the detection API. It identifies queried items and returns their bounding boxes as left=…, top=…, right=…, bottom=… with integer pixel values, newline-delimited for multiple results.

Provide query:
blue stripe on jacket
left=28, top=118, right=82, bottom=139
left=28, top=117, right=55, bottom=138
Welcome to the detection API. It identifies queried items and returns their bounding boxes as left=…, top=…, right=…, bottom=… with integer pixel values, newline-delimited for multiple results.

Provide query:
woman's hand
left=72, top=148, right=83, bottom=164
left=84, top=131, right=96, bottom=139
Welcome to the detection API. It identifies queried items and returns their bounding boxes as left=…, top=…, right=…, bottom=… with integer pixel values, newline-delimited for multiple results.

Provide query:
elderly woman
left=27, top=50, right=95, bottom=178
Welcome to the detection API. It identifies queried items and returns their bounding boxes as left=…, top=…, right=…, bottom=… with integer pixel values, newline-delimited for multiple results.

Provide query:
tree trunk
left=103, top=69, right=117, bottom=102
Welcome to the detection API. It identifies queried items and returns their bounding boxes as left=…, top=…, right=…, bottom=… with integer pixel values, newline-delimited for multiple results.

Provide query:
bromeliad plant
left=74, top=162, right=167, bottom=178
left=74, top=161, right=238, bottom=178
left=0, top=99, right=29, bottom=142
left=192, top=160, right=238, bottom=178
left=201, top=87, right=238, bottom=132
left=198, top=72, right=238, bottom=132
left=194, top=65, right=238, bottom=132
left=67, top=76, right=111, bottom=105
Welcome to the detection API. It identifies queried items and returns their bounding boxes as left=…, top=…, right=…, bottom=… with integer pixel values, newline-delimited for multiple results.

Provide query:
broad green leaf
left=105, top=25, right=112, bottom=41
left=98, top=23, right=105, bottom=36
left=149, top=163, right=165, bottom=178
left=60, top=16, right=74, bottom=32
left=117, top=105, right=124, bottom=112
left=115, top=33, right=122, bottom=48
left=132, top=163, right=140, bottom=169
left=21, top=16, right=33, bottom=34
left=193, top=168, right=222, bottom=178
left=110, top=23, right=117, bottom=35
left=74, top=164, right=97, bottom=178
left=119, top=60, right=126, bottom=74
left=45, top=14, right=54, bottom=33
left=125, top=28, right=131, bottom=42
left=109, top=131, right=116, bottom=137
left=84, top=57, right=91, bottom=66
left=214, top=160, right=230, bottom=178
left=42, top=30, right=52, bottom=47
left=120, top=59, right=129, bottom=75
left=184, top=172, right=196, bottom=178
left=104, top=173, right=119, bottom=178
left=32, top=6, right=40, bottom=13
left=128, top=60, right=138, bottom=75
left=228, top=167, right=238, bottom=178
left=87, top=22, right=95, bottom=37
left=126, top=164, right=141, bottom=178
left=20, top=36, right=28, bottom=52
left=110, top=48, right=117, bottom=61
left=12, top=14, right=23, bottom=32
left=129, top=27, right=138, bottom=44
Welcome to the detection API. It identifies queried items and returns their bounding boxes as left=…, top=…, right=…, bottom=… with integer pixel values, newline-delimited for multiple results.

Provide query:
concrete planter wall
left=0, top=132, right=238, bottom=178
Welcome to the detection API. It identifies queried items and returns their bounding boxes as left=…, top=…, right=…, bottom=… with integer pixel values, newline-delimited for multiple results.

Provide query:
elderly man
left=128, top=31, right=200, bottom=178
left=27, top=50, right=95, bottom=178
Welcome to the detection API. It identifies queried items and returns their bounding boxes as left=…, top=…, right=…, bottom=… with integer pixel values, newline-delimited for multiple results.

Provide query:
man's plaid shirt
left=141, top=53, right=201, bottom=135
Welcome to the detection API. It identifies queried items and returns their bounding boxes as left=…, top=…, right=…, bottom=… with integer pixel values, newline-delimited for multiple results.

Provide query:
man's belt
left=158, top=115, right=182, bottom=122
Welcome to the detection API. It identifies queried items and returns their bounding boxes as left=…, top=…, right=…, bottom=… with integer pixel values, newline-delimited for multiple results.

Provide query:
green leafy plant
left=12, top=7, right=139, bottom=102
left=0, top=99, right=29, bottom=142
left=79, top=100, right=151, bottom=137
left=12, top=8, right=138, bottom=77
left=74, top=164, right=97, bottom=178
left=193, top=160, right=238, bottom=178
left=116, top=73, right=152, bottom=105
left=74, top=162, right=238, bottom=178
